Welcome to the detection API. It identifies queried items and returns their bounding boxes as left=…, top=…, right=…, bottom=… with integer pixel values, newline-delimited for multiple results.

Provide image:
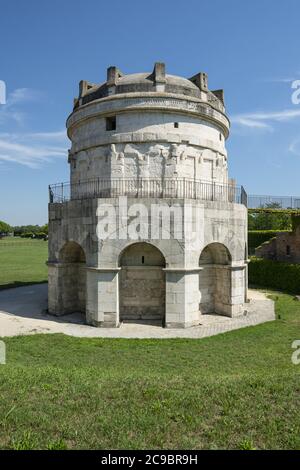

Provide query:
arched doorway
left=119, top=242, right=166, bottom=324
left=199, top=243, right=231, bottom=315
left=59, top=241, right=86, bottom=315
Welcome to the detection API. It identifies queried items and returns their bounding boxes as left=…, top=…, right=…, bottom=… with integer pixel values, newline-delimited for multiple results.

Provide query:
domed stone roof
left=112, top=72, right=201, bottom=95
left=74, top=63, right=225, bottom=111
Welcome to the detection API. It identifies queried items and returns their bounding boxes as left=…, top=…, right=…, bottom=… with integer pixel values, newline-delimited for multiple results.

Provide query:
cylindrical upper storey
left=67, top=63, right=230, bottom=185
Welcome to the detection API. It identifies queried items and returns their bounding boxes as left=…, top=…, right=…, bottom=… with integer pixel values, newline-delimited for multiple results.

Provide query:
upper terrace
left=49, top=178, right=247, bottom=206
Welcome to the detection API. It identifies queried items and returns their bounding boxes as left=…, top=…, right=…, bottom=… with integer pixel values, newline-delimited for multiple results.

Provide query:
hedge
left=249, top=257, right=300, bottom=294
left=20, top=232, right=34, bottom=238
left=20, top=232, right=47, bottom=239
left=248, top=230, right=290, bottom=249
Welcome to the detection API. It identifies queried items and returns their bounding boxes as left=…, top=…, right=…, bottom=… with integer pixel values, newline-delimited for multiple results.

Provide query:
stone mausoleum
left=48, top=63, right=250, bottom=328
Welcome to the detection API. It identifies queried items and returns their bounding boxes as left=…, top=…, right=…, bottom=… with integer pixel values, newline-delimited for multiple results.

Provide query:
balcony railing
left=49, top=178, right=248, bottom=207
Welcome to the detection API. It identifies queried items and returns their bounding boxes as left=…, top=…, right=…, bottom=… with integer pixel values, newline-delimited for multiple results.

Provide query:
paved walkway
left=0, top=284, right=275, bottom=339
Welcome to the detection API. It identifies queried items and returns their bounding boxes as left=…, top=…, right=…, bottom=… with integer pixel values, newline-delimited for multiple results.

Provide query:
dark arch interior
left=58, top=242, right=86, bottom=315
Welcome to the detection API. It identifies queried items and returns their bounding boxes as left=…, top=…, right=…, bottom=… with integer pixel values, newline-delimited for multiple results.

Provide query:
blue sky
left=1, top=0, right=300, bottom=225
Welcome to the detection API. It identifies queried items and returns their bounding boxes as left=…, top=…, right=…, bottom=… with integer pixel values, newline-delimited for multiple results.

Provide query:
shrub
left=13, top=224, right=47, bottom=236
left=248, top=230, right=290, bottom=250
left=248, top=204, right=292, bottom=230
left=20, top=232, right=34, bottom=238
left=35, top=232, right=46, bottom=239
left=249, top=257, right=300, bottom=294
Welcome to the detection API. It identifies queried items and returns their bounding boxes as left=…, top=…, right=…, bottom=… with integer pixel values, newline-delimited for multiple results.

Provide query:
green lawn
left=0, top=237, right=48, bottom=289
left=0, top=238, right=299, bottom=449
left=0, top=292, right=300, bottom=450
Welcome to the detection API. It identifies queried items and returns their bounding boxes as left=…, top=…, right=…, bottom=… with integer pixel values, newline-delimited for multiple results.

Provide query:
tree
left=40, top=224, right=48, bottom=235
left=248, top=203, right=292, bottom=230
left=0, top=220, right=12, bottom=234
left=13, top=224, right=48, bottom=236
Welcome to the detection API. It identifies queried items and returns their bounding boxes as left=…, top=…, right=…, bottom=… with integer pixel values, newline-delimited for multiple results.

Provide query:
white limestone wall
left=71, top=112, right=226, bottom=153
left=86, top=268, right=119, bottom=327
left=67, top=95, right=229, bottom=187
left=230, top=267, right=247, bottom=316
left=165, top=271, right=200, bottom=328
left=70, top=141, right=228, bottom=188
left=48, top=197, right=247, bottom=326
left=49, top=198, right=247, bottom=270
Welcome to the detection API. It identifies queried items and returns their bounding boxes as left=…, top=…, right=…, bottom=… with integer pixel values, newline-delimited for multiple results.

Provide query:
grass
left=0, top=238, right=299, bottom=449
left=0, top=237, right=48, bottom=289
left=0, top=291, right=300, bottom=450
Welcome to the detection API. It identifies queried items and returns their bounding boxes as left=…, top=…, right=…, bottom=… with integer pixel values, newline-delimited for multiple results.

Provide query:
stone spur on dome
left=48, top=62, right=273, bottom=329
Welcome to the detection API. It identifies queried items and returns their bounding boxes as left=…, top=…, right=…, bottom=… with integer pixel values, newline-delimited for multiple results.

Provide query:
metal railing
left=248, top=195, right=300, bottom=210
left=49, top=178, right=247, bottom=206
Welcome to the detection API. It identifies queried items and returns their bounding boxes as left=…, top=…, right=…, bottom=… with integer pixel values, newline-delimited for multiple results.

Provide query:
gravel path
left=0, top=284, right=275, bottom=339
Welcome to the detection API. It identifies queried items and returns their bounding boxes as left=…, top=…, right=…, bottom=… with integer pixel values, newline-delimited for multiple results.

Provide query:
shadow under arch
left=58, top=241, right=86, bottom=315
left=199, top=242, right=231, bottom=315
left=118, top=242, right=166, bottom=325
